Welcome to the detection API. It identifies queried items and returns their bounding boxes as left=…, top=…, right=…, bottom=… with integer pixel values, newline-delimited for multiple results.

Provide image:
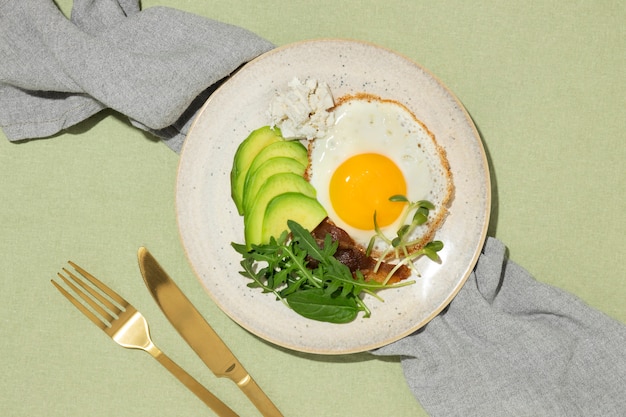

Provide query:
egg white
left=307, top=94, right=453, bottom=253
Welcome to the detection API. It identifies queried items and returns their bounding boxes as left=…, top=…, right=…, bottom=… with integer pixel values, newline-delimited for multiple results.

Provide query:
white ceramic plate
left=177, top=39, right=490, bottom=354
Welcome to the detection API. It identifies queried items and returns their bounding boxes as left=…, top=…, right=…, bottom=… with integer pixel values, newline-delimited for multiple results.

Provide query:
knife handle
left=236, top=374, right=284, bottom=417
left=148, top=346, right=240, bottom=417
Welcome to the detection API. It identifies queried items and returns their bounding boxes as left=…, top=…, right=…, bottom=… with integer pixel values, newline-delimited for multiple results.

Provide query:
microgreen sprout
left=368, top=195, right=444, bottom=284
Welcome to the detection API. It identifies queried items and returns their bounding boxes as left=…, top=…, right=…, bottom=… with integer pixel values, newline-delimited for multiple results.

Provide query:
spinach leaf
left=286, top=289, right=359, bottom=324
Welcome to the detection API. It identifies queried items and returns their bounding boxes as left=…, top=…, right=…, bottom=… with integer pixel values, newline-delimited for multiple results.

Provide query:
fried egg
left=307, top=93, right=453, bottom=254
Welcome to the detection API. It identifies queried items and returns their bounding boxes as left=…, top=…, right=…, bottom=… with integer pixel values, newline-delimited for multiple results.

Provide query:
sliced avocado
left=244, top=173, right=319, bottom=248
left=230, top=126, right=283, bottom=215
left=261, top=192, right=327, bottom=245
left=242, top=156, right=307, bottom=215
left=246, top=140, right=308, bottom=181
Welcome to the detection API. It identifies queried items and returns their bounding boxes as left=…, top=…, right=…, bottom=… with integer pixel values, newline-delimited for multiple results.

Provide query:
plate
left=176, top=39, right=490, bottom=354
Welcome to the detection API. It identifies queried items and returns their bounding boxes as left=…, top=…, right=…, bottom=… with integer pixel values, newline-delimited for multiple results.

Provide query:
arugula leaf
left=287, top=219, right=327, bottom=262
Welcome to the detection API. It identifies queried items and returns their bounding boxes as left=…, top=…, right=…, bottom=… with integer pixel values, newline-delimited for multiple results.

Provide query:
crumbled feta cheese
left=268, top=78, right=335, bottom=140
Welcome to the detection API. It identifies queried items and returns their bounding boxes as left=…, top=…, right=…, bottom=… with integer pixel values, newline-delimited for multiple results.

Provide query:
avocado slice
left=242, top=156, right=307, bottom=215
left=246, top=140, right=308, bottom=180
left=244, top=172, right=321, bottom=247
left=261, top=192, right=327, bottom=245
left=230, top=126, right=283, bottom=215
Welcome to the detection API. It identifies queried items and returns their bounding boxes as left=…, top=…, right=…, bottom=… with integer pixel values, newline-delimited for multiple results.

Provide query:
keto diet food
left=230, top=78, right=453, bottom=323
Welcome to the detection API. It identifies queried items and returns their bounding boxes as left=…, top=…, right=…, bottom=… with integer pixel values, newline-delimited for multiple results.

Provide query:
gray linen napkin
left=372, top=237, right=626, bottom=416
left=0, top=0, right=274, bottom=152
left=3, top=2, right=626, bottom=416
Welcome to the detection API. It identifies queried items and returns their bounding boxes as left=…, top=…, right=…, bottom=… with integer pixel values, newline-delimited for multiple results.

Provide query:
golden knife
left=138, top=247, right=284, bottom=417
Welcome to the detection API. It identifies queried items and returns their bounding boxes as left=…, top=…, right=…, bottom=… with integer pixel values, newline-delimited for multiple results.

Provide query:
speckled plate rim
left=176, top=38, right=491, bottom=355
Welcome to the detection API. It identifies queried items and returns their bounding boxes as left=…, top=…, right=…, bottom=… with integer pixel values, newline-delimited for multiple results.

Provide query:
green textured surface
left=2, top=1, right=624, bottom=416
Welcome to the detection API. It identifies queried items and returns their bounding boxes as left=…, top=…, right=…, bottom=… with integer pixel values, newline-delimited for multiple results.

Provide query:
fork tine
left=69, top=261, right=126, bottom=306
left=51, top=279, right=107, bottom=330
left=57, top=270, right=117, bottom=324
left=62, top=267, right=120, bottom=315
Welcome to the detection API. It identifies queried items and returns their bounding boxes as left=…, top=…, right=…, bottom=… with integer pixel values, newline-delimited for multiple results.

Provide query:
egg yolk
left=329, top=153, right=407, bottom=230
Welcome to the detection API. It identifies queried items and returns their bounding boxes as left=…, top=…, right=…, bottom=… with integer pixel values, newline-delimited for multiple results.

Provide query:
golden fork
left=52, top=261, right=239, bottom=417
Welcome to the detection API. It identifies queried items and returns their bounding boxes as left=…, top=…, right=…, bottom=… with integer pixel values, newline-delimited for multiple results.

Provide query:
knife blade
left=138, top=247, right=284, bottom=417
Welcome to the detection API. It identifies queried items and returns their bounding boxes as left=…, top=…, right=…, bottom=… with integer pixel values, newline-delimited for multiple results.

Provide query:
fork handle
left=147, top=346, right=239, bottom=417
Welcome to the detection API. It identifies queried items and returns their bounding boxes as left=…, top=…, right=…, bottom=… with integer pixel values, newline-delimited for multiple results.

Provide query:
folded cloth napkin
left=0, top=0, right=274, bottom=152
left=372, top=237, right=626, bottom=417
left=3, top=2, right=626, bottom=417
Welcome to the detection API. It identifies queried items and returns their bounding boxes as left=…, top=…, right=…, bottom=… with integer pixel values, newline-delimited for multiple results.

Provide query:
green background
left=2, top=1, right=624, bottom=416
